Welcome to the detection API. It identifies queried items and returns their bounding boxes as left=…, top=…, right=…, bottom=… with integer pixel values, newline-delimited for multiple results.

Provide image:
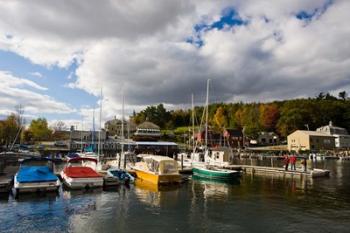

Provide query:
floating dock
left=223, top=165, right=330, bottom=178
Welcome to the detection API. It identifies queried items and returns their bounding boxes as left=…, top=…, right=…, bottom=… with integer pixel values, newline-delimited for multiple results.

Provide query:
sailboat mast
left=80, top=120, right=83, bottom=152
left=122, top=95, right=126, bottom=169
left=98, top=88, right=103, bottom=159
left=192, top=94, right=195, bottom=154
left=205, top=79, right=210, bottom=147
left=92, top=107, right=95, bottom=150
left=127, top=117, right=130, bottom=152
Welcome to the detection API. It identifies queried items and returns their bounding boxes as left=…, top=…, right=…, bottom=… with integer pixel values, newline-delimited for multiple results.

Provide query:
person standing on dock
left=290, top=154, right=297, bottom=171
left=284, top=154, right=290, bottom=171
left=301, top=157, right=307, bottom=172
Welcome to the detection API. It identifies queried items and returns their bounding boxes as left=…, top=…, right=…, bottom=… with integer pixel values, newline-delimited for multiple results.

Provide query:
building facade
left=257, top=132, right=279, bottom=145
left=287, top=130, right=335, bottom=152
left=223, top=129, right=243, bottom=148
left=133, top=121, right=161, bottom=141
left=316, top=121, right=350, bottom=149
left=104, top=117, right=137, bottom=137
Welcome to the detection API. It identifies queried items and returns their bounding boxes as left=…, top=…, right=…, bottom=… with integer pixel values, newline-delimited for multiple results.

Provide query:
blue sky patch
left=187, top=7, right=246, bottom=47
left=0, top=50, right=97, bottom=121
left=296, top=0, right=333, bottom=21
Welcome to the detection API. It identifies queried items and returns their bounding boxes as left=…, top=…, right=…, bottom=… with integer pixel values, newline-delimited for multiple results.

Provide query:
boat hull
left=14, top=176, right=60, bottom=193
left=134, top=169, right=181, bottom=185
left=192, top=167, right=240, bottom=180
left=60, top=171, right=104, bottom=189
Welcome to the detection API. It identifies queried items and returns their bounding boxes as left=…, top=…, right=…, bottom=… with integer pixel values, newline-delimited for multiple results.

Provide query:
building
left=287, top=130, right=335, bottom=152
left=51, top=127, right=111, bottom=153
left=104, top=117, right=137, bottom=137
left=257, top=132, right=279, bottom=145
left=223, top=129, right=243, bottom=148
left=133, top=121, right=161, bottom=141
left=316, top=121, right=350, bottom=149
left=195, top=129, right=222, bottom=147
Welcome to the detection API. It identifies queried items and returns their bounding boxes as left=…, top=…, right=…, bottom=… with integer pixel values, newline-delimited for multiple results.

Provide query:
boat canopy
left=142, top=155, right=178, bottom=175
left=16, top=166, right=58, bottom=183
left=63, top=167, right=102, bottom=178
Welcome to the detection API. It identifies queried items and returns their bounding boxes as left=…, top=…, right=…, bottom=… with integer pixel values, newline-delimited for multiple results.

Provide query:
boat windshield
left=144, top=158, right=159, bottom=173
left=159, top=161, right=178, bottom=175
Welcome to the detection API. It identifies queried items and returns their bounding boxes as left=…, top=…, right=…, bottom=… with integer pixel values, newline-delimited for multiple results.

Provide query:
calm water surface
left=1, top=160, right=350, bottom=233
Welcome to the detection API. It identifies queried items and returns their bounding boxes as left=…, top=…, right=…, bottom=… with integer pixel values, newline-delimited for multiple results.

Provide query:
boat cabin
left=206, top=147, right=232, bottom=166
left=138, top=155, right=179, bottom=175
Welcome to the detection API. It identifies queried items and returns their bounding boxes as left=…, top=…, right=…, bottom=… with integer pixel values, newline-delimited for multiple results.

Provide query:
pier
left=222, top=165, right=330, bottom=178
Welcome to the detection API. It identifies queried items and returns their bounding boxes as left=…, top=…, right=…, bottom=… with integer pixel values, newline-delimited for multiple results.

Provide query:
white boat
left=14, top=158, right=60, bottom=194
left=60, top=157, right=103, bottom=189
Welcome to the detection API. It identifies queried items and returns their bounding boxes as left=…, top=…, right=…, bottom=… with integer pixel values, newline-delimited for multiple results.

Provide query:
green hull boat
left=192, top=166, right=240, bottom=180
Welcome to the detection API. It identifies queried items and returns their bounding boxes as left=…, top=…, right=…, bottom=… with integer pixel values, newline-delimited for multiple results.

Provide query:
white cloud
left=29, top=71, right=43, bottom=78
left=0, top=0, right=350, bottom=123
left=0, top=71, right=75, bottom=115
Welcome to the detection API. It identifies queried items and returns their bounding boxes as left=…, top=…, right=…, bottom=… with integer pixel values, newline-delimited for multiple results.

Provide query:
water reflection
left=134, top=179, right=181, bottom=207
left=1, top=161, right=350, bottom=233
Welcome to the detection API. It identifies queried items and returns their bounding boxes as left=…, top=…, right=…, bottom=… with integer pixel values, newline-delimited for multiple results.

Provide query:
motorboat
left=192, top=165, right=240, bottom=181
left=132, top=155, right=181, bottom=185
left=106, top=168, right=135, bottom=184
left=14, top=158, right=60, bottom=194
left=60, top=157, right=103, bottom=189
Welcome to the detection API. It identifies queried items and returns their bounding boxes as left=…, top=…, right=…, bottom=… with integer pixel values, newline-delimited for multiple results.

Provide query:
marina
left=1, top=1, right=350, bottom=232
left=0, top=160, right=349, bottom=233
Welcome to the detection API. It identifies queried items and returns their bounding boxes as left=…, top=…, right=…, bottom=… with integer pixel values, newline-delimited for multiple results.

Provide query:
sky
left=0, top=0, right=349, bottom=130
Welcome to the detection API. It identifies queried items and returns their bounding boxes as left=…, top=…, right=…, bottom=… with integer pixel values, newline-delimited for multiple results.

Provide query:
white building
left=316, top=121, right=350, bottom=149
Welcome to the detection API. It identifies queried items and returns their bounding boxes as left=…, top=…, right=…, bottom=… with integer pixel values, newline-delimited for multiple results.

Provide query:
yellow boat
left=132, top=155, right=182, bottom=185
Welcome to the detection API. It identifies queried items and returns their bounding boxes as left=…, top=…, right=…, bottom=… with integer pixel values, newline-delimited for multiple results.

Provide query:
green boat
left=192, top=166, right=241, bottom=180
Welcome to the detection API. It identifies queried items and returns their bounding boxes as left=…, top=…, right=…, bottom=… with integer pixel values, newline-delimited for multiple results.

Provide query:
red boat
left=60, top=157, right=103, bottom=189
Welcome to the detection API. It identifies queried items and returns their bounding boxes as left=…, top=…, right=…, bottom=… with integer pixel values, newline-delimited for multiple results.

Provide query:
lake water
left=1, top=160, right=350, bottom=233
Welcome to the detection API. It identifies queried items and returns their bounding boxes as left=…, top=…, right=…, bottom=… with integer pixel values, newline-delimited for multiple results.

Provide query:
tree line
left=0, top=115, right=52, bottom=148
left=131, top=92, right=350, bottom=138
left=1, top=91, right=349, bottom=147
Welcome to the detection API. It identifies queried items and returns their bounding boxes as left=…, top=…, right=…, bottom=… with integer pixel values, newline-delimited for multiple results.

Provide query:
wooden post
left=181, top=153, right=184, bottom=170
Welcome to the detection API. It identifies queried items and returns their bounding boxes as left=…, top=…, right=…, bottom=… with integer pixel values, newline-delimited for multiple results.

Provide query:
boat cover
left=63, top=167, right=102, bottom=178
left=109, top=170, right=130, bottom=181
left=16, top=166, right=58, bottom=183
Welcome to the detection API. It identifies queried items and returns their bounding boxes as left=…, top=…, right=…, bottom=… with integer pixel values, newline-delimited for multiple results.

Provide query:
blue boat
left=106, top=168, right=135, bottom=185
left=14, top=158, right=60, bottom=195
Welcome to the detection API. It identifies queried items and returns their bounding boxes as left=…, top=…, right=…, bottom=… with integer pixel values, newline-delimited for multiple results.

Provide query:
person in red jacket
left=290, top=154, right=297, bottom=171
left=284, top=154, right=290, bottom=171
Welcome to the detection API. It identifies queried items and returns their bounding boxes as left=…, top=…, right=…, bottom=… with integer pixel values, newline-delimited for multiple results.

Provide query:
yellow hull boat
left=132, top=155, right=182, bottom=185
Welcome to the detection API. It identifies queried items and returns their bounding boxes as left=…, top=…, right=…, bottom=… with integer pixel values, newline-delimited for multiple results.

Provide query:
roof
left=137, top=121, right=160, bottom=130
left=290, top=130, right=336, bottom=137
left=135, top=141, right=177, bottom=146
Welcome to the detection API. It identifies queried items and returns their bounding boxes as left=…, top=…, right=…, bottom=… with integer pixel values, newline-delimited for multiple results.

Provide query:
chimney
left=329, top=121, right=333, bottom=127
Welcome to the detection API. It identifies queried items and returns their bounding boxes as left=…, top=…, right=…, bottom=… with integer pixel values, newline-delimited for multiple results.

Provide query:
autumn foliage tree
left=214, top=106, right=227, bottom=129
left=0, top=114, right=20, bottom=148
left=259, top=104, right=280, bottom=131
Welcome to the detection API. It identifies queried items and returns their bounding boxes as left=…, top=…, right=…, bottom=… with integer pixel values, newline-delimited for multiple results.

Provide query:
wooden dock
left=222, top=165, right=330, bottom=178
left=0, top=177, right=12, bottom=193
